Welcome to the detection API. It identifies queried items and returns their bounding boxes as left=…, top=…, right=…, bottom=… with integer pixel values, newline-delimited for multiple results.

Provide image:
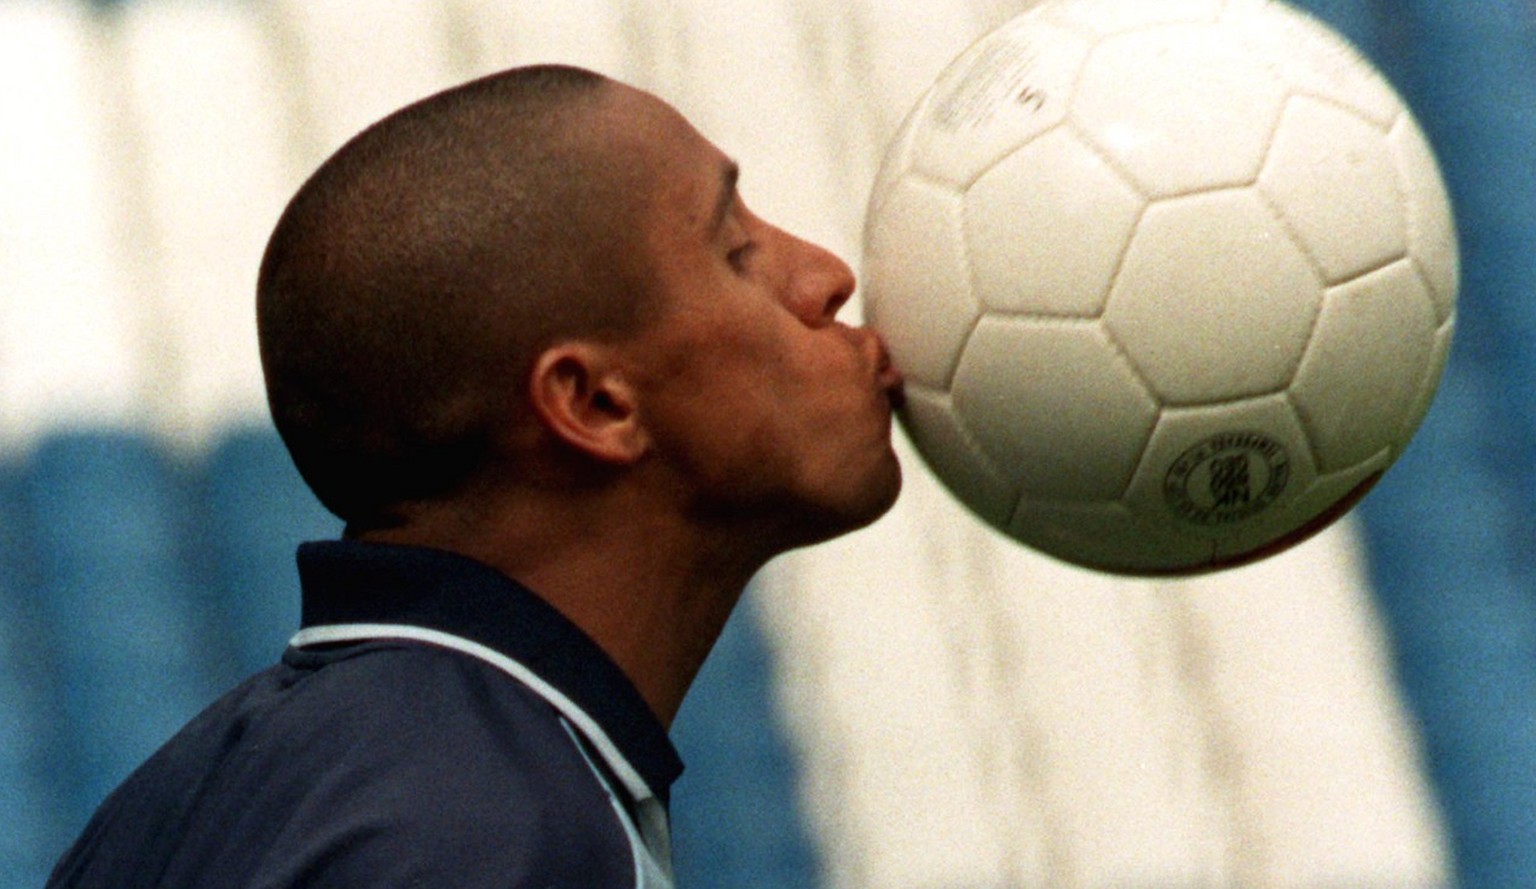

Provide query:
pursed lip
left=871, top=331, right=905, bottom=412
left=839, top=322, right=905, bottom=414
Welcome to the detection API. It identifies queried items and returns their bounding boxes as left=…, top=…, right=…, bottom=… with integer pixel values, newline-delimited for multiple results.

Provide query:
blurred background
left=0, top=0, right=1531, bottom=886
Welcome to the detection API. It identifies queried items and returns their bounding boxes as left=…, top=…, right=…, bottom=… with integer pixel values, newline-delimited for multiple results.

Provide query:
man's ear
left=528, top=342, right=648, bottom=465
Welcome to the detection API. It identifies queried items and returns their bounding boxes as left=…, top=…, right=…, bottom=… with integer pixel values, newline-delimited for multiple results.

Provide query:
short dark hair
left=257, top=65, right=649, bottom=527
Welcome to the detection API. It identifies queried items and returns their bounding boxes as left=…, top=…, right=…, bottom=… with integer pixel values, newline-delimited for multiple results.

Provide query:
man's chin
left=785, top=454, right=904, bottom=552
left=863, top=451, right=904, bottom=525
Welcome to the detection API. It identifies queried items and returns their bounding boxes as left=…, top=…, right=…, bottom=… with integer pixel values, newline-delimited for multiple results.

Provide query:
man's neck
left=351, top=489, right=768, bottom=727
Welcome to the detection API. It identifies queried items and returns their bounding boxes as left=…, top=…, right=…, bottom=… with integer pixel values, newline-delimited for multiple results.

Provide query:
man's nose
left=782, top=231, right=857, bottom=326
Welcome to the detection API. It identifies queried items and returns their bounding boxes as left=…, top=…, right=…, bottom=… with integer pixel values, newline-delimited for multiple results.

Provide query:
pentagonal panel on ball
left=1259, top=96, right=1406, bottom=285
left=1071, top=23, right=1287, bottom=198
left=1104, top=190, right=1322, bottom=404
left=907, top=17, right=1090, bottom=189
left=966, top=126, right=1145, bottom=317
left=1290, top=260, right=1438, bottom=473
left=863, top=176, right=978, bottom=390
left=951, top=317, right=1158, bottom=502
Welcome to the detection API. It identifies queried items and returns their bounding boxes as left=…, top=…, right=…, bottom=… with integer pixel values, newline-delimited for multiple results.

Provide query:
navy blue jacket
left=47, top=540, right=684, bottom=888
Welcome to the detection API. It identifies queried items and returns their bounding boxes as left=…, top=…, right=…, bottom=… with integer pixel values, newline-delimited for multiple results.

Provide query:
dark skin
left=357, top=81, right=904, bottom=726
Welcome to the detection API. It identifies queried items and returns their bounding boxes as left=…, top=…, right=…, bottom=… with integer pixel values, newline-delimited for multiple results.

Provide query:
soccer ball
left=862, top=0, right=1458, bottom=575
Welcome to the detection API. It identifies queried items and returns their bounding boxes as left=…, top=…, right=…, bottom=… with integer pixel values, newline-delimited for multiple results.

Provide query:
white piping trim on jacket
left=289, top=623, right=656, bottom=806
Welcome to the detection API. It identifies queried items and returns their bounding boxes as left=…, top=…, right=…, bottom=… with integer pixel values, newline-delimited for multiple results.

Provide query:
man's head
left=259, top=65, right=644, bottom=527
left=258, top=65, right=902, bottom=551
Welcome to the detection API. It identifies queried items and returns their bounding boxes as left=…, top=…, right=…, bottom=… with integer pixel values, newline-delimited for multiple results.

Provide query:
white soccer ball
left=862, top=0, right=1458, bottom=575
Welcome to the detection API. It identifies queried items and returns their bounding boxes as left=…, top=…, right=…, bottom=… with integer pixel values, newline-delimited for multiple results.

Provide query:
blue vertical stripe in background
left=0, top=462, right=66, bottom=887
left=0, top=432, right=342, bottom=886
left=672, top=597, right=824, bottom=886
left=19, top=433, right=215, bottom=819
left=191, top=430, right=339, bottom=685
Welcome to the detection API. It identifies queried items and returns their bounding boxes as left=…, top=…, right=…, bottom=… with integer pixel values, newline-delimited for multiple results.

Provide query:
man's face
left=610, top=88, right=904, bottom=550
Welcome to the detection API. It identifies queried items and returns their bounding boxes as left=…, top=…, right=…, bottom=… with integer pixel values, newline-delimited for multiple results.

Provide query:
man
left=47, top=64, right=903, bottom=888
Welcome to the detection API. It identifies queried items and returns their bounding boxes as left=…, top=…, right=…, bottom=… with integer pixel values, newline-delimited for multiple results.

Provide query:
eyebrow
left=707, top=159, right=741, bottom=237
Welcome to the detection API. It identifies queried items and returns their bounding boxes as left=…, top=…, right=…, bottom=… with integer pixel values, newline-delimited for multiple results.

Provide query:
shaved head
left=258, top=65, right=656, bottom=528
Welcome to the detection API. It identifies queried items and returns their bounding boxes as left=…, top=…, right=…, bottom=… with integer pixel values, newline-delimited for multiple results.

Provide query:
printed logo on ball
left=930, top=37, right=1049, bottom=134
left=1163, top=431, right=1290, bottom=526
